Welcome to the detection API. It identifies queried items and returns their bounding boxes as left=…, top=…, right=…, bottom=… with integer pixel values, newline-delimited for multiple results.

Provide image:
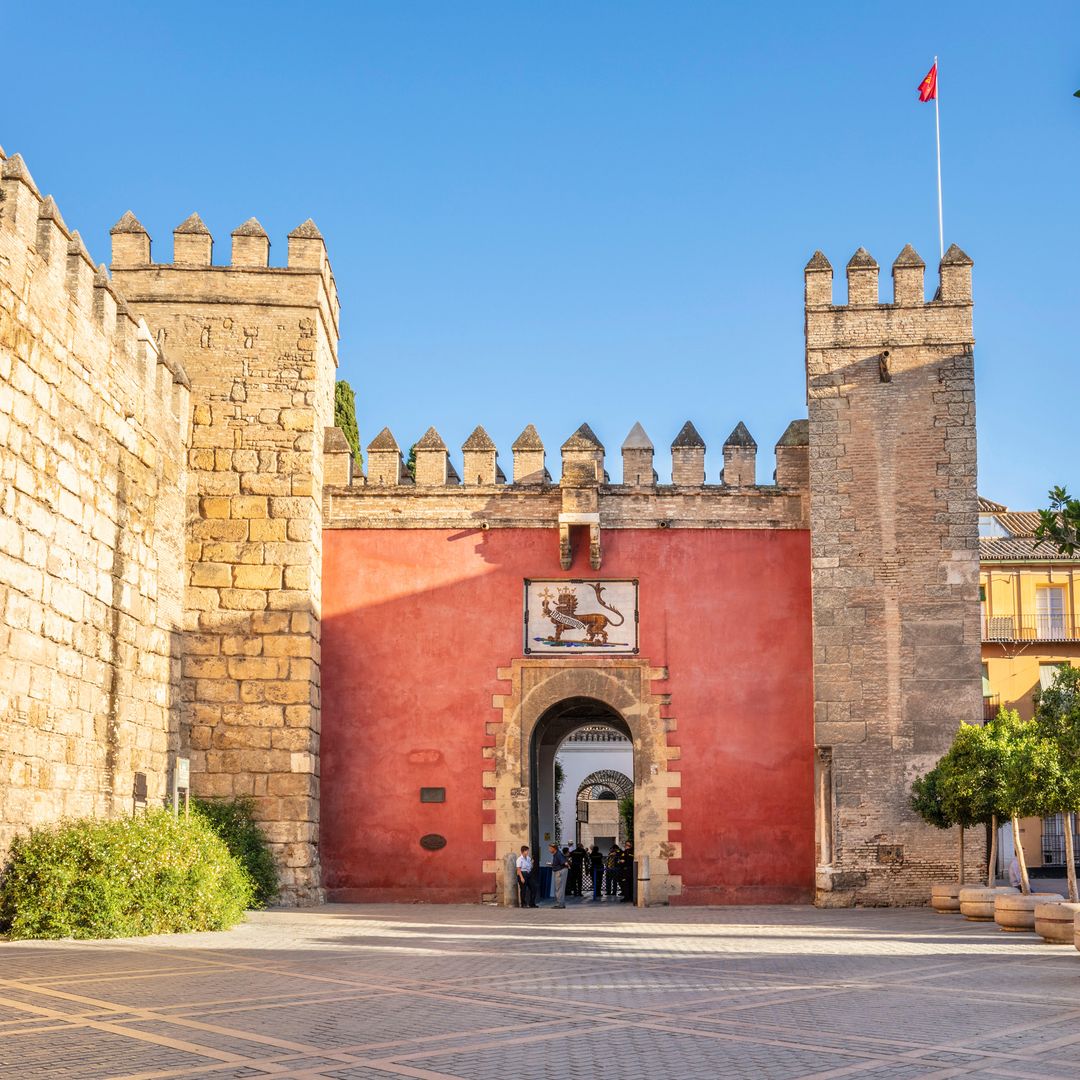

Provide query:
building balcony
left=982, top=615, right=1080, bottom=643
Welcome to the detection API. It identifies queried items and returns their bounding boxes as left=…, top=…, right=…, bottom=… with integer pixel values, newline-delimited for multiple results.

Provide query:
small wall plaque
left=133, top=772, right=148, bottom=802
left=877, top=844, right=904, bottom=865
left=420, top=787, right=445, bottom=803
left=420, top=833, right=447, bottom=851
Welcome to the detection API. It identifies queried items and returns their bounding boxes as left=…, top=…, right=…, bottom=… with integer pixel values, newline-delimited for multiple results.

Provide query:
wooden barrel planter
left=1074, top=909, right=1080, bottom=955
left=994, top=892, right=1064, bottom=932
left=959, top=885, right=1019, bottom=921
left=930, top=882, right=963, bottom=913
left=1034, top=901, right=1080, bottom=944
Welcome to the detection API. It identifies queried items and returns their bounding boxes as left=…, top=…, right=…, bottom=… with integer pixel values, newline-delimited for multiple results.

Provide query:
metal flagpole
left=934, top=55, right=943, bottom=259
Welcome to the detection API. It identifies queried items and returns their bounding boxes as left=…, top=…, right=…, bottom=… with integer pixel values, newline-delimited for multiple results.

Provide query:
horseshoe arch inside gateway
left=529, top=697, right=633, bottom=861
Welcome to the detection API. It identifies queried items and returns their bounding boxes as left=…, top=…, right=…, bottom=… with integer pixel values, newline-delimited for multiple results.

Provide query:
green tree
left=988, top=709, right=1067, bottom=895
left=910, top=763, right=961, bottom=879
left=406, top=444, right=417, bottom=480
left=1034, top=486, right=1079, bottom=556
left=1033, top=664, right=1080, bottom=901
left=936, top=721, right=1007, bottom=887
left=618, top=795, right=634, bottom=847
left=333, top=380, right=362, bottom=467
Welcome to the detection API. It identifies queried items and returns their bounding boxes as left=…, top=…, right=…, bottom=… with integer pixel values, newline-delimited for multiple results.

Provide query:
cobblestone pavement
left=2, top=901, right=1079, bottom=1080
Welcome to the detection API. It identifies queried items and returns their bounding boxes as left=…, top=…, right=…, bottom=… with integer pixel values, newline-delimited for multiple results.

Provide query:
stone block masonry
left=0, top=151, right=190, bottom=858
left=112, top=214, right=340, bottom=904
left=806, top=244, right=980, bottom=905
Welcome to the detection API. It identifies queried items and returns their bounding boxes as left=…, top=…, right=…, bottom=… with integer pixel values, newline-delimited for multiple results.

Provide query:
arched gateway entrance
left=530, top=698, right=631, bottom=856
left=489, top=658, right=678, bottom=906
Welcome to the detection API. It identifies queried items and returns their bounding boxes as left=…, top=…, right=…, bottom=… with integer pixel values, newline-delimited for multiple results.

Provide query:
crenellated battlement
left=0, top=151, right=191, bottom=432
left=334, top=418, right=806, bottom=492
left=323, top=418, right=810, bottom=534
left=108, top=210, right=340, bottom=351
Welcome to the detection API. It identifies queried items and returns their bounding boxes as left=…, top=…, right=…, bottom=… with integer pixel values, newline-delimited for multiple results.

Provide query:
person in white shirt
left=516, top=845, right=537, bottom=908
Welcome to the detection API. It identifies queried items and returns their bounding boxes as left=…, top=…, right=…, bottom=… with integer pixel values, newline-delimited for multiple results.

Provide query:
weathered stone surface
left=0, top=166, right=189, bottom=860
left=807, top=248, right=980, bottom=907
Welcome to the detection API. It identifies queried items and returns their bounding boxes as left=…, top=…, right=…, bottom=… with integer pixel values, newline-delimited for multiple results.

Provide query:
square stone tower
left=805, top=244, right=980, bottom=906
left=112, top=214, right=339, bottom=903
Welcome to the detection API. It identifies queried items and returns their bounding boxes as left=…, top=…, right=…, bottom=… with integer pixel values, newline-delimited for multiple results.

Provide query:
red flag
left=918, top=62, right=937, bottom=102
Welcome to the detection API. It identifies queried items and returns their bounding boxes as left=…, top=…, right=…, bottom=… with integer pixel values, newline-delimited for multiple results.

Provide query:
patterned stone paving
left=1, top=902, right=1079, bottom=1079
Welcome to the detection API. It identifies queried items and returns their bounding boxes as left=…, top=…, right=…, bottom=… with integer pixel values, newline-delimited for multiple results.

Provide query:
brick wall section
left=805, top=245, right=981, bottom=905
left=0, top=153, right=190, bottom=859
left=112, top=218, right=339, bottom=904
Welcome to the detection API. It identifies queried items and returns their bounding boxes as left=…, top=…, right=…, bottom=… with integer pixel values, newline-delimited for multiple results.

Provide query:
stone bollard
left=505, top=852, right=519, bottom=907
left=637, top=855, right=651, bottom=908
left=994, top=892, right=1064, bottom=932
left=959, top=886, right=1019, bottom=921
left=930, top=882, right=963, bottom=913
left=1034, top=901, right=1080, bottom=944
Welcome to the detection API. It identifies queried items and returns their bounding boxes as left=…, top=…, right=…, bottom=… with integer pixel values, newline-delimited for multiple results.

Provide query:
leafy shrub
left=0, top=810, right=253, bottom=940
left=192, top=796, right=278, bottom=907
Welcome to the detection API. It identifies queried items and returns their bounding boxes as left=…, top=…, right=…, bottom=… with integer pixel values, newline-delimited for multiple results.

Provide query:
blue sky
left=5, top=2, right=1078, bottom=506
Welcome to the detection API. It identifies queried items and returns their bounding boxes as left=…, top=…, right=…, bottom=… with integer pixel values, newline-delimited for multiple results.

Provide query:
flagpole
left=934, top=55, right=943, bottom=259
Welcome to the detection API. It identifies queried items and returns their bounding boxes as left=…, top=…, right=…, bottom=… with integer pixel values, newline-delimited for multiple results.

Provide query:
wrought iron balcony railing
left=982, top=695, right=1000, bottom=722
left=982, top=615, right=1080, bottom=643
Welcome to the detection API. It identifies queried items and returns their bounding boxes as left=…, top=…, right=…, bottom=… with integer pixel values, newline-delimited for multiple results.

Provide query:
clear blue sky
left=6, top=2, right=1078, bottom=505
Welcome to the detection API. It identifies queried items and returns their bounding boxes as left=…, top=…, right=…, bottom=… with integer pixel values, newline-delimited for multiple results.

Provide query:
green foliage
left=1034, top=486, right=1080, bottom=556
left=333, top=380, right=362, bottom=466
left=553, top=760, right=565, bottom=842
left=988, top=708, right=1066, bottom=819
left=192, top=797, right=277, bottom=907
left=0, top=811, right=253, bottom=940
left=406, top=443, right=417, bottom=479
left=618, top=795, right=634, bottom=841
left=910, top=764, right=952, bottom=830
left=936, top=721, right=1003, bottom=827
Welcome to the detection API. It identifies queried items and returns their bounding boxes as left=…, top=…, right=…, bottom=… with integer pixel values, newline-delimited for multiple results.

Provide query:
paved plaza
left=1, top=901, right=1079, bottom=1080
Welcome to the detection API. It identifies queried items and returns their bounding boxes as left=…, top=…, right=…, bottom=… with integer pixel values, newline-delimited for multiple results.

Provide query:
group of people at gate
left=515, top=841, right=635, bottom=908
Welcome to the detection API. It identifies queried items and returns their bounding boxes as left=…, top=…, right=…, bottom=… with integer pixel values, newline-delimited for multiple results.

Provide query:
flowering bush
left=0, top=810, right=253, bottom=940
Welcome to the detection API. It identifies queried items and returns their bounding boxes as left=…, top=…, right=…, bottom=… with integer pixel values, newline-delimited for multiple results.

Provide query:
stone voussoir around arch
left=485, top=657, right=680, bottom=906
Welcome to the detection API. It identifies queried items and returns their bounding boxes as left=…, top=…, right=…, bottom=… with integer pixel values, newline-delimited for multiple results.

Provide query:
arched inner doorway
left=529, top=697, right=632, bottom=858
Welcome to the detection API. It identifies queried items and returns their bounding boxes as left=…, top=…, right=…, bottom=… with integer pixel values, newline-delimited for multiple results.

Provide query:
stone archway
left=487, top=657, right=679, bottom=906
left=577, top=769, right=634, bottom=801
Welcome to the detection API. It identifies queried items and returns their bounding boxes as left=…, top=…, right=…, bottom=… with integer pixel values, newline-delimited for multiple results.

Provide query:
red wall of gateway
left=320, top=528, right=815, bottom=904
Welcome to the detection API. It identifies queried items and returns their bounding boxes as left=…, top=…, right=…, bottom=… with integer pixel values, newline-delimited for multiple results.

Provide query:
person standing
left=589, top=844, right=604, bottom=901
left=570, top=843, right=586, bottom=898
left=549, top=843, right=569, bottom=908
left=516, top=845, right=537, bottom=908
left=605, top=844, right=621, bottom=897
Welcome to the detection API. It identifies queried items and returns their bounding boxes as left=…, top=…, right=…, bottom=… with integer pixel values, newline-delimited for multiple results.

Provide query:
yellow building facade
left=979, top=498, right=1080, bottom=870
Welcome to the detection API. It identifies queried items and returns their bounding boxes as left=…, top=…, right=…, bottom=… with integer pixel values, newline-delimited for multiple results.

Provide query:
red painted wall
left=321, top=528, right=815, bottom=903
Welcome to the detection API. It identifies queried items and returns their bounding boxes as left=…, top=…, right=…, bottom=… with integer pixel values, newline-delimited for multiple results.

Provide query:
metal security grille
left=1041, top=814, right=1080, bottom=866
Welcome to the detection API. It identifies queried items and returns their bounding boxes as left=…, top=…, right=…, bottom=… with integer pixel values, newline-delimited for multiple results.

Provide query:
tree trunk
left=987, top=814, right=997, bottom=887
left=1011, top=815, right=1031, bottom=895
left=958, top=825, right=965, bottom=884
left=1065, top=810, right=1078, bottom=904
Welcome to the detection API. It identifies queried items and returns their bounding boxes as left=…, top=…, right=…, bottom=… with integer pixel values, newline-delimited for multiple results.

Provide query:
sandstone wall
left=0, top=151, right=190, bottom=858
left=112, top=216, right=339, bottom=903
left=805, top=245, right=981, bottom=905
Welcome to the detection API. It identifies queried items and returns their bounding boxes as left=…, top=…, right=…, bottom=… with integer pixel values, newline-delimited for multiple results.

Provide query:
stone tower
left=805, top=244, right=980, bottom=906
left=111, top=214, right=339, bottom=903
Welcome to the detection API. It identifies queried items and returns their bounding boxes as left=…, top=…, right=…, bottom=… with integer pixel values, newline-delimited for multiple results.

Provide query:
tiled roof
left=980, top=536, right=1080, bottom=561
left=995, top=511, right=1042, bottom=537
left=978, top=496, right=1007, bottom=513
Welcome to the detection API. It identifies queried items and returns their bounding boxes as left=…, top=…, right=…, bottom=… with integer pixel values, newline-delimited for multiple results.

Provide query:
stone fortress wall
left=805, top=245, right=980, bottom=905
left=0, top=145, right=981, bottom=906
left=0, top=150, right=190, bottom=856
